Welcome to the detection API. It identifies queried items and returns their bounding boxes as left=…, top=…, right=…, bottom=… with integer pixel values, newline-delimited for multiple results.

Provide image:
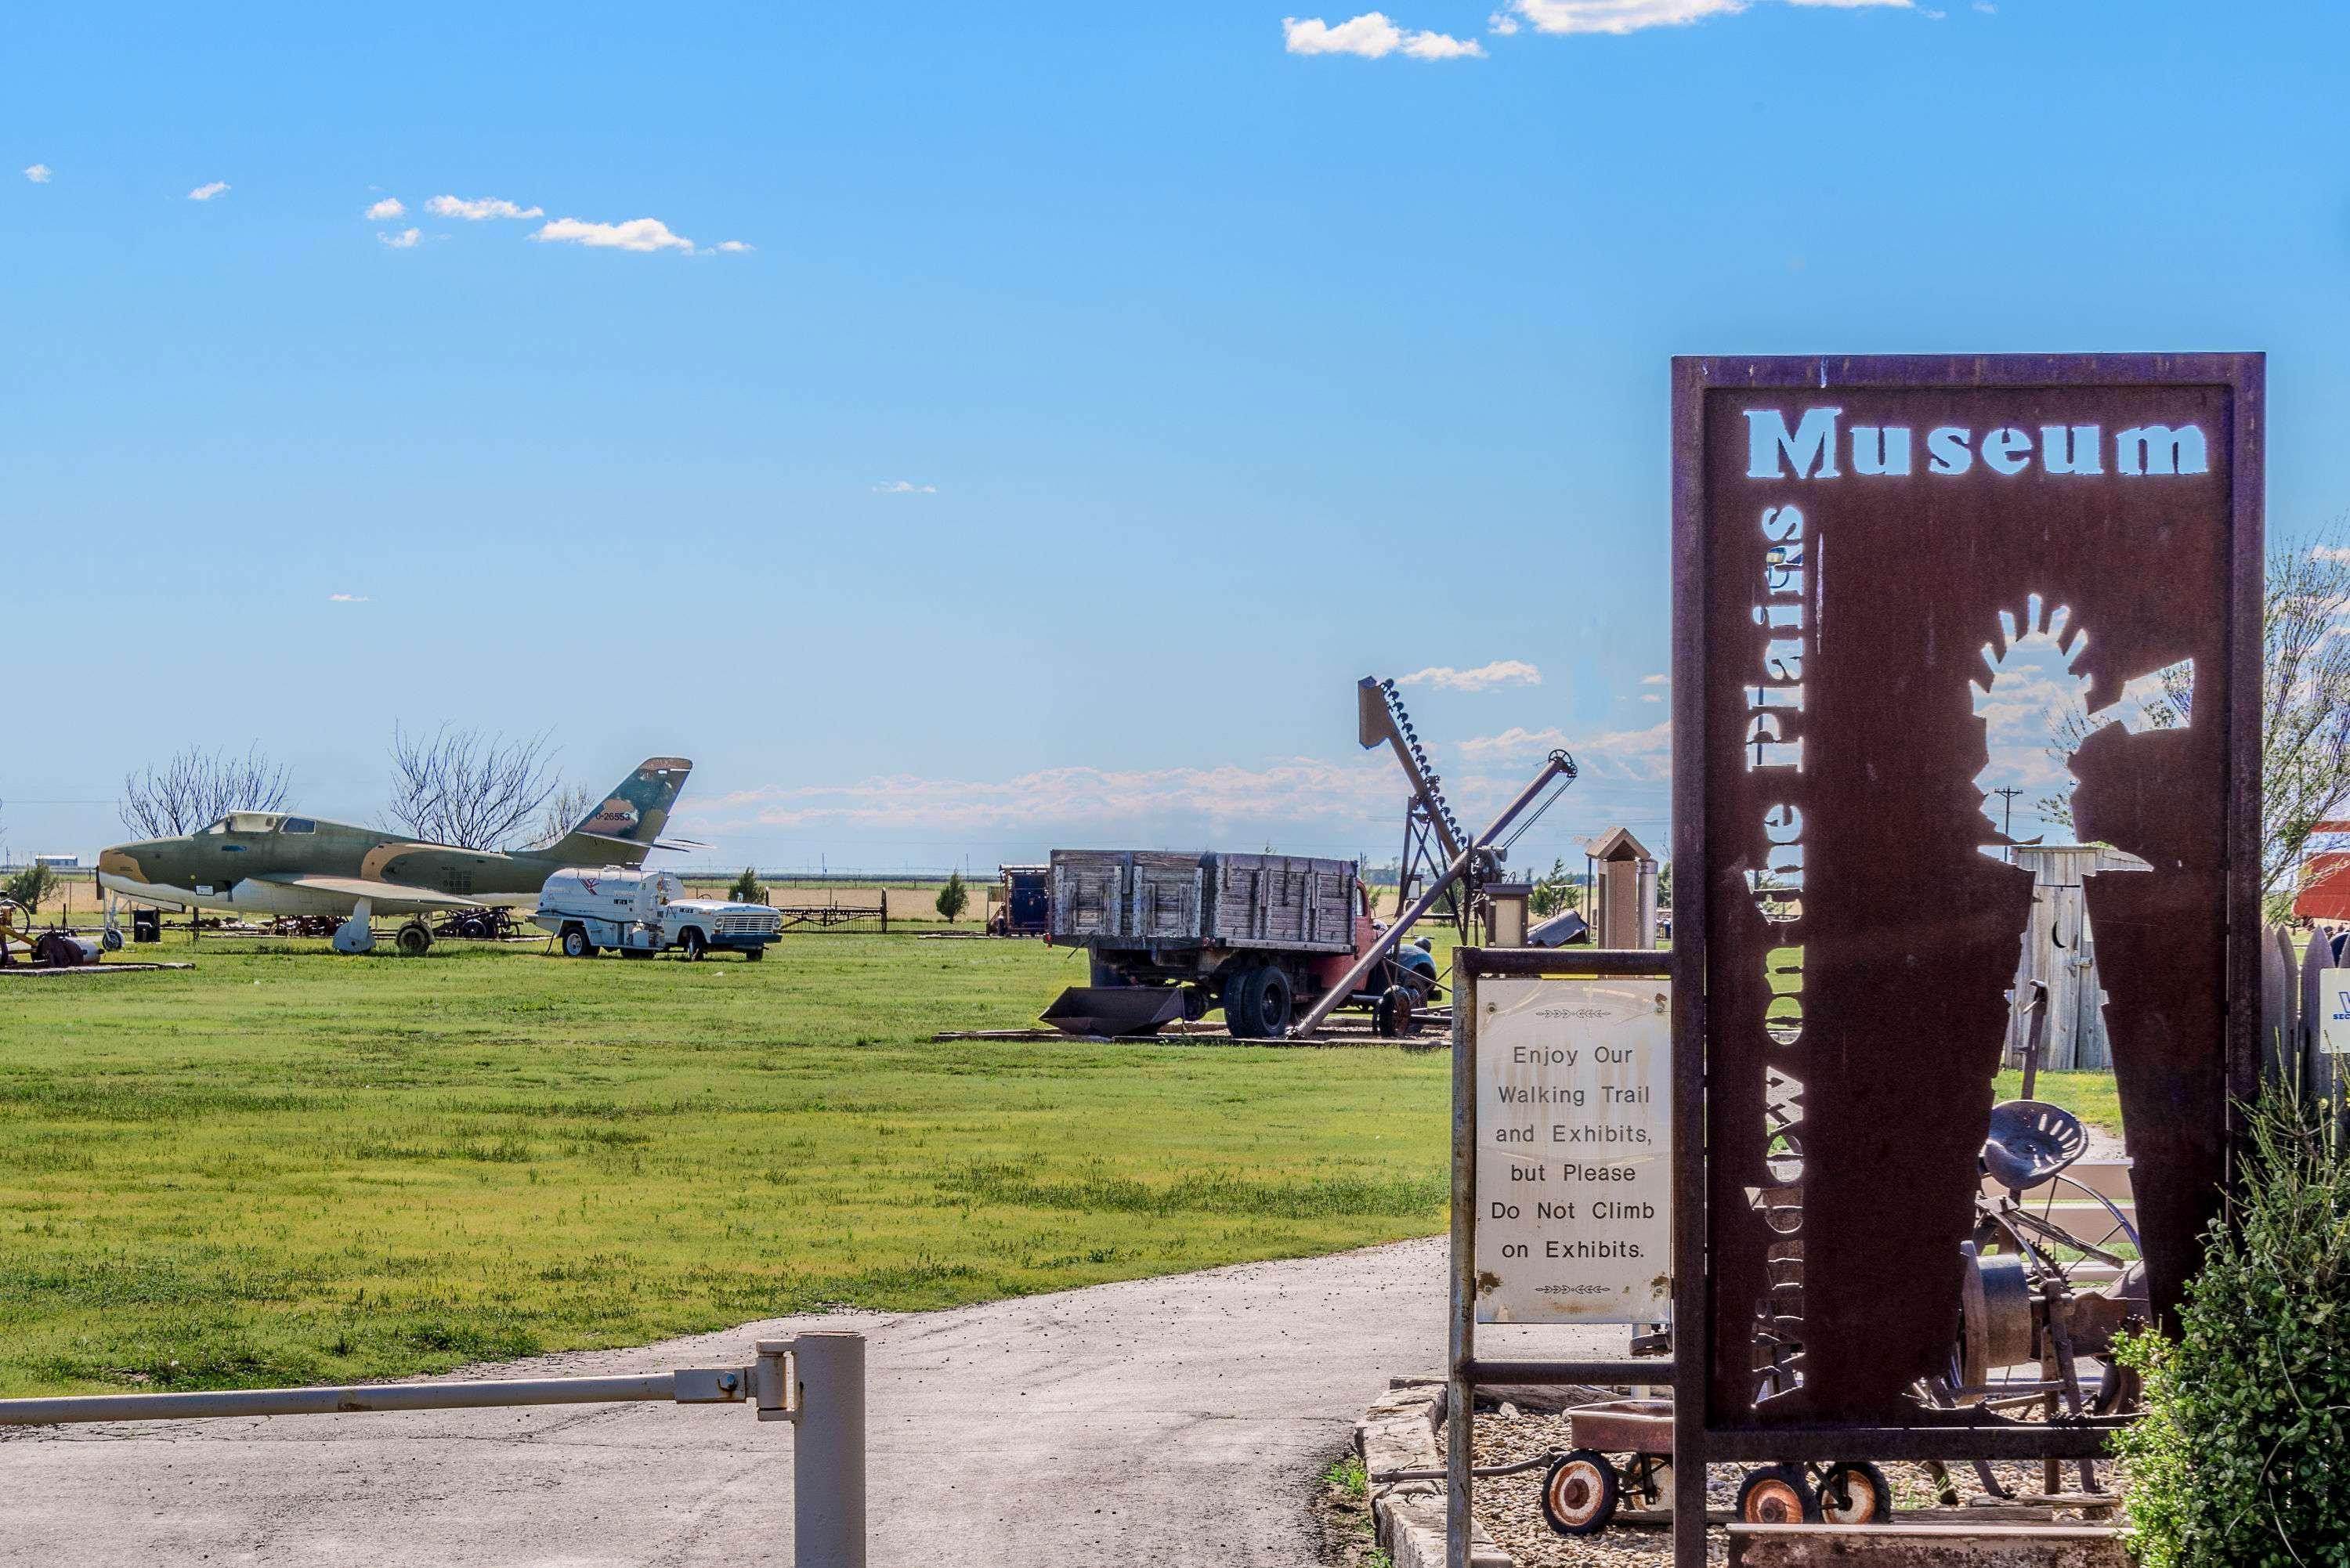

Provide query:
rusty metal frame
left=1448, top=945, right=1675, bottom=1568
left=1669, top=353, right=2263, bottom=1568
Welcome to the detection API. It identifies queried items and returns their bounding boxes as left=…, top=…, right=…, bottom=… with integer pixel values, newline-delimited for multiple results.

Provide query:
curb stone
left=1354, top=1381, right=1510, bottom=1567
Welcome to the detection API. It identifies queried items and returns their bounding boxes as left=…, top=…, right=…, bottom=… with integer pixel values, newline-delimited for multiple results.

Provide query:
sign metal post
left=1447, top=947, right=1676, bottom=1568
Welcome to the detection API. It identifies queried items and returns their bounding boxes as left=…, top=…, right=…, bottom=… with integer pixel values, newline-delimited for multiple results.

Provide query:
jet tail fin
left=542, top=757, right=693, bottom=867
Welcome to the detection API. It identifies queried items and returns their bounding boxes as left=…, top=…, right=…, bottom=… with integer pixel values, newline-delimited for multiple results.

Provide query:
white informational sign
left=1473, top=976, right=1672, bottom=1324
left=2322, top=969, right=2350, bottom=1057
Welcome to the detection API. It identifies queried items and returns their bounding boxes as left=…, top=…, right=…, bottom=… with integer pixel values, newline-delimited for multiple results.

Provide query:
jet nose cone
left=98, top=847, right=146, bottom=883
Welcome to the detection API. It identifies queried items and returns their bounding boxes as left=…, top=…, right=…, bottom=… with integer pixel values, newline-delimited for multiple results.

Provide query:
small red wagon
left=1538, top=1398, right=1892, bottom=1536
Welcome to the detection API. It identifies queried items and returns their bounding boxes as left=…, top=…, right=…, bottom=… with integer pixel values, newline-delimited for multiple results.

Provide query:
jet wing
left=245, top=873, right=490, bottom=913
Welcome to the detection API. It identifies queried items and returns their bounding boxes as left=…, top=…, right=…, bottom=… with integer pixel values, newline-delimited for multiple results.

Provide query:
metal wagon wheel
left=1540, top=1449, right=1620, bottom=1536
left=1976, top=1172, right=2140, bottom=1289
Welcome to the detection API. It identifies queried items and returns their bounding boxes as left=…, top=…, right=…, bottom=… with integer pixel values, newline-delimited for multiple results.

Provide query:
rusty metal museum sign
left=1670, top=354, right=2264, bottom=1467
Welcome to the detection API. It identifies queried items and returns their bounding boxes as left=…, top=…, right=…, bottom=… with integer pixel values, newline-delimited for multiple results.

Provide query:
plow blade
left=1039, top=986, right=1188, bottom=1037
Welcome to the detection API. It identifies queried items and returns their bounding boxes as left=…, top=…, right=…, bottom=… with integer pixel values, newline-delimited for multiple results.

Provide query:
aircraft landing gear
left=394, top=920, right=433, bottom=956
left=333, top=899, right=377, bottom=954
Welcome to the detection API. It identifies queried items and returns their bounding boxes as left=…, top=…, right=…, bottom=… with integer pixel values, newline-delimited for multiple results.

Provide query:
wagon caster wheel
left=1374, top=985, right=1416, bottom=1039
left=395, top=921, right=432, bottom=957
left=1737, top=1463, right=1819, bottom=1524
left=1631, top=1458, right=1674, bottom=1515
left=1816, top=1461, right=1892, bottom=1525
left=680, top=928, right=707, bottom=962
left=103, top=928, right=125, bottom=952
left=1540, top=1449, right=1620, bottom=1537
left=1178, top=985, right=1208, bottom=1022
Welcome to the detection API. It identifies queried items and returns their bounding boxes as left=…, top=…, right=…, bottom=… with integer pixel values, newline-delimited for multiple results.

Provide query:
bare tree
left=2261, top=529, right=2350, bottom=914
left=120, top=745, right=293, bottom=839
left=2022, top=529, right=2350, bottom=916
left=535, top=782, right=596, bottom=848
left=384, top=724, right=561, bottom=851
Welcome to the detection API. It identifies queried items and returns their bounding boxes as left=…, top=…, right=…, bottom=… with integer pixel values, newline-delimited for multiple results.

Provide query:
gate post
left=787, top=1331, right=866, bottom=1567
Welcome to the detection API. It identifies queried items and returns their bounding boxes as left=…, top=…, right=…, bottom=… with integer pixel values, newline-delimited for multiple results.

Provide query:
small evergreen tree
left=1529, top=857, right=1581, bottom=919
left=935, top=870, right=969, bottom=923
left=2112, top=1086, right=2348, bottom=1566
left=4, top=862, right=57, bottom=914
left=728, top=865, right=766, bottom=905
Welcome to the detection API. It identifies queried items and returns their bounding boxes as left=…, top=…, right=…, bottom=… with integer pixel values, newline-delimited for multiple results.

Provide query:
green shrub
left=728, top=866, right=766, bottom=905
left=4, top=863, right=57, bottom=913
left=2112, top=1087, right=2348, bottom=1566
left=935, top=871, right=969, bottom=923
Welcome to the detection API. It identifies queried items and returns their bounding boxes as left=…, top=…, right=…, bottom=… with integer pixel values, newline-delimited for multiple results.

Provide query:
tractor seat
left=1981, top=1099, right=2088, bottom=1191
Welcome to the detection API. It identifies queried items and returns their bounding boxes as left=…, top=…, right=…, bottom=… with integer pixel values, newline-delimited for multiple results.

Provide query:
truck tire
left=1256, top=964, right=1295, bottom=1035
left=680, top=928, right=707, bottom=962
left=561, top=926, right=595, bottom=959
left=1221, top=965, right=1260, bottom=1038
left=743, top=945, right=765, bottom=962
left=1224, top=963, right=1296, bottom=1039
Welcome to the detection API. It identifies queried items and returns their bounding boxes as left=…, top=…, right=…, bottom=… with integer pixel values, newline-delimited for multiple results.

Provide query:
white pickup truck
left=533, top=867, right=783, bottom=961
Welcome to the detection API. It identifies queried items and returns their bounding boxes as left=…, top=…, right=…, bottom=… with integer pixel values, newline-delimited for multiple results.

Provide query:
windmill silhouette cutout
left=1970, top=594, right=2193, bottom=1071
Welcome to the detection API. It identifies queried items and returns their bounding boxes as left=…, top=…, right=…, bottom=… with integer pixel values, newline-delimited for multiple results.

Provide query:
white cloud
left=2315, top=545, right=2350, bottom=563
left=710, top=240, right=753, bottom=253
left=188, top=181, right=230, bottom=201
left=531, top=215, right=695, bottom=254
left=377, top=228, right=422, bottom=249
left=873, top=480, right=938, bottom=495
left=365, top=197, right=406, bottom=220
left=1399, top=26, right=1487, bottom=56
left=426, top=194, right=544, bottom=221
left=697, top=756, right=1409, bottom=838
left=1459, top=719, right=1672, bottom=779
left=327, top=593, right=372, bottom=603
left=1283, top=12, right=1487, bottom=57
left=680, top=715, right=1676, bottom=853
left=23, top=164, right=51, bottom=183
left=1498, top=0, right=1904, bottom=33
left=1397, top=659, right=1542, bottom=692
left=1488, top=10, right=1521, bottom=31
left=1640, top=672, right=1668, bottom=685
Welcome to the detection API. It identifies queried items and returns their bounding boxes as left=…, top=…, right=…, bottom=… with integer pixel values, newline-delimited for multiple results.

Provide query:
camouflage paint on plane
left=96, top=757, right=692, bottom=919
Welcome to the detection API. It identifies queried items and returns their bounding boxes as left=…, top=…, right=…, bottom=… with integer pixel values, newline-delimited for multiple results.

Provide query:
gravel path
left=1450, top=1407, right=2125, bottom=1567
left=0, top=1238, right=1453, bottom=1568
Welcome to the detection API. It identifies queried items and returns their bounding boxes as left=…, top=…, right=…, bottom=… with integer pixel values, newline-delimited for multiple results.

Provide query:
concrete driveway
left=0, top=1237, right=1477, bottom=1566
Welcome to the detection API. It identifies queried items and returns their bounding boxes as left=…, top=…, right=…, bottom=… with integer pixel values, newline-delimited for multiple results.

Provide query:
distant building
left=2294, top=826, right=2350, bottom=923
left=33, top=854, right=80, bottom=870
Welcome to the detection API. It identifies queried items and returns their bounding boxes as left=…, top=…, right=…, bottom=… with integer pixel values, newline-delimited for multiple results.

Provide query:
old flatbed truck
left=1043, top=849, right=1437, bottom=1038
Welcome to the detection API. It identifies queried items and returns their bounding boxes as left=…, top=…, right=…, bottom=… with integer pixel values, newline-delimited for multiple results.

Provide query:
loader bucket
left=1039, top=985, right=1188, bottom=1037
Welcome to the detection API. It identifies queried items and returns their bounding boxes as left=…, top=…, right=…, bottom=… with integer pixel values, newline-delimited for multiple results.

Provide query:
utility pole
left=1992, top=786, right=2024, bottom=863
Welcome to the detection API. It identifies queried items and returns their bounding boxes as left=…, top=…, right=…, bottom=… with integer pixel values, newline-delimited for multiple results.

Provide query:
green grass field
left=0, top=929, right=2128, bottom=1399
left=0, top=932, right=1454, bottom=1396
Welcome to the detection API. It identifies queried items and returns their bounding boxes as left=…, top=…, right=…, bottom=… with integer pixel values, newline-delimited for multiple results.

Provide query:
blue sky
left=3, top=0, right=2343, bottom=874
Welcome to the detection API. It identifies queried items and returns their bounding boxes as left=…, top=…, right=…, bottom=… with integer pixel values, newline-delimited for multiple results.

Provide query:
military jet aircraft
left=96, top=756, right=696, bottom=954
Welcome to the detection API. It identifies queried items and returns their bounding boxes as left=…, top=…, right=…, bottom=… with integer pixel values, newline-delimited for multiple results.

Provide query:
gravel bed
left=1443, top=1405, right=2128, bottom=1568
